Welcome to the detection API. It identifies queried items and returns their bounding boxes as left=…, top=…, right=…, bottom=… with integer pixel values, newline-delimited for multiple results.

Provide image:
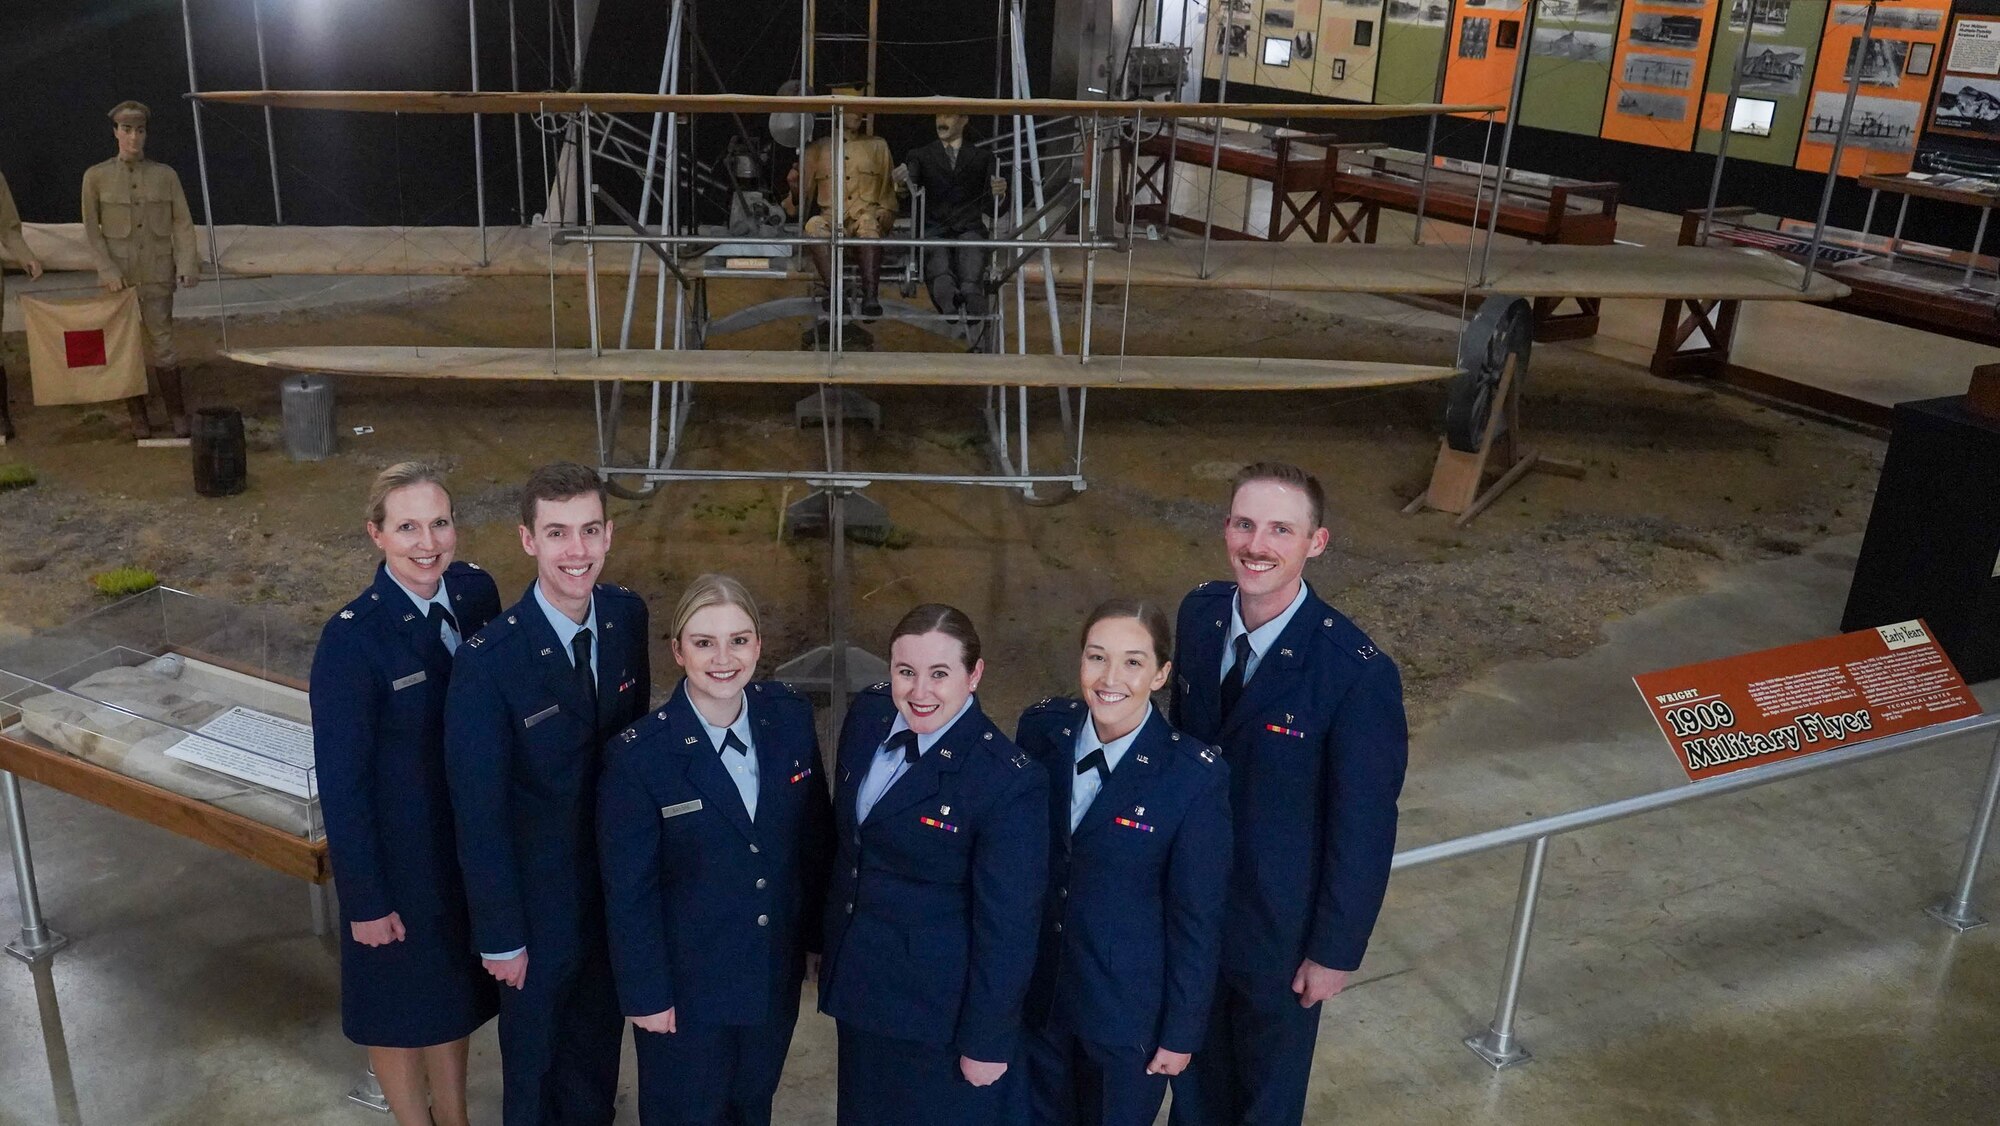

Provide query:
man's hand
left=786, top=165, right=801, bottom=190
left=1145, top=1048, right=1192, bottom=1076
left=349, top=912, right=406, bottom=947
left=24, top=258, right=43, bottom=280
left=1291, top=958, right=1347, bottom=1008
left=990, top=176, right=1008, bottom=201
left=959, top=1057, right=1008, bottom=1087
left=178, top=273, right=199, bottom=289
left=892, top=163, right=910, bottom=190
left=631, top=1007, right=676, bottom=1034
left=483, top=951, right=529, bottom=990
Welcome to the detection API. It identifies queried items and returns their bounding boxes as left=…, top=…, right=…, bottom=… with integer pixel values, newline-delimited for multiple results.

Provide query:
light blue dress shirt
left=1218, top=581, right=1309, bottom=687
left=484, top=584, right=599, bottom=961
left=1072, top=704, right=1150, bottom=832
left=855, top=695, right=976, bottom=823
left=385, top=569, right=459, bottom=654
left=533, top=581, right=599, bottom=688
left=694, top=693, right=760, bottom=822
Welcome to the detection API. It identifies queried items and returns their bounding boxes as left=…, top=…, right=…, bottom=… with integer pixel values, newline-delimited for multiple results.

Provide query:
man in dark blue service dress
left=1168, top=462, right=1409, bottom=1126
left=445, top=461, right=652, bottom=1125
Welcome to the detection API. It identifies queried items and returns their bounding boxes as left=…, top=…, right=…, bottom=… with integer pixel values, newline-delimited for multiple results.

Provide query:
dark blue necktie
left=571, top=628, right=596, bottom=706
left=1220, top=633, right=1253, bottom=718
left=887, top=729, right=920, bottom=765
left=721, top=730, right=748, bottom=756
left=1076, top=747, right=1109, bottom=783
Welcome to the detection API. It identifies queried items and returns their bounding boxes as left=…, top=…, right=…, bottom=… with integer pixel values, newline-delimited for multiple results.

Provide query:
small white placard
left=1949, top=19, right=2000, bottom=77
left=1876, top=620, right=1932, bottom=651
left=165, top=706, right=318, bottom=799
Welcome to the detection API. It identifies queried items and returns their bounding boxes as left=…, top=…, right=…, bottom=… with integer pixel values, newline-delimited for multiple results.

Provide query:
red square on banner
left=63, top=329, right=108, bottom=369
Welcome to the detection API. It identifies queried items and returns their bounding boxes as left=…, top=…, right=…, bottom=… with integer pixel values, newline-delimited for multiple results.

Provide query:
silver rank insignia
left=1061, top=728, right=1071, bottom=737
left=339, top=610, right=354, bottom=619
left=468, top=562, right=481, bottom=570
left=467, top=637, right=484, bottom=648
left=620, top=730, right=637, bottom=742
left=1169, top=732, right=1180, bottom=741
left=1200, top=748, right=1217, bottom=763
left=1357, top=645, right=1378, bottom=660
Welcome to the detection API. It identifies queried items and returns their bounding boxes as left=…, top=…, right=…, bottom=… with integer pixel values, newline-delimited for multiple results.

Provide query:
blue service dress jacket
left=818, top=685, right=1051, bottom=1064
left=310, top=560, right=502, bottom=1047
left=443, top=582, right=652, bottom=967
left=1014, top=700, right=1233, bottom=1055
left=598, top=678, right=835, bottom=1024
left=1170, top=581, right=1409, bottom=979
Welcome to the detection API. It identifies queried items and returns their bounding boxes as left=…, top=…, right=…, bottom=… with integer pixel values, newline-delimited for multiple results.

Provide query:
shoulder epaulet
left=1316, top=611, right=1384, bottom=664
left=1192, top=580, right=1234, bottom=597
left=861, top=681, right=892, bottom=698
left=446, top=560, right=484, bottom=576
left=1022, top=695, right=1080, bottom=717
left=463, top=610, right=523, bottom=652
left=752, top=680, right=805, bottom=703
left=598, top=582, right=644, bottom=603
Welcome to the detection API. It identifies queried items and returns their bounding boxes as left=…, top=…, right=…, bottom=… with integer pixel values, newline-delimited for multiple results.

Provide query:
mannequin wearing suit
left=1168, top=464, right=1408, bottom=1126
left=1015, top=603, right=1232, bottom=1126
left=599, top=576, right=834, bottom=1125
left=445, top=464, right=652, bottom=1126
left=819, top=605, right=1049, bottom=1126
left=310, top=465, right=499, bottom=1126
left=895, top=113, right=1006, bottom=326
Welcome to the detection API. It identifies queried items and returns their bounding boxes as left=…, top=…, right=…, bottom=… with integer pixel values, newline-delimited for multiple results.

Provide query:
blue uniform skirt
left=339, top=903, right=498, bottom=1048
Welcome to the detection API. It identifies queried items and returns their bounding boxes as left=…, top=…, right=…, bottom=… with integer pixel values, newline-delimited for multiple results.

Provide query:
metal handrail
left=1388, top=709, right=2000, bottom=1070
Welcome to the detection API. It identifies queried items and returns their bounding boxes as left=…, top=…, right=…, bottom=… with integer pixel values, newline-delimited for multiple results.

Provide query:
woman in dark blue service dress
left=1014, top=598, right=1233, bottom=1126
left=598, top=574, right=834, bottom=1125
left=309, top=462, right=500, bottom=1126
left=818, top=604, right=1051, bottom=1126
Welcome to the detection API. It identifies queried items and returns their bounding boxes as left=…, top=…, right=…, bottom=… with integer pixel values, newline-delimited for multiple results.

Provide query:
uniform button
left=846, top=902, right=855, bottom=913
left=749, top=843, right=761, bottom=854
left=755, top=878, right=768, bottom=889
left=757, top=914, right=770, bottom=927
left=1054, top=922, right=1063, bottom=932
left=1059, top=887, right=1068, bottom=898
left=851, top=866, right=859, bottom=877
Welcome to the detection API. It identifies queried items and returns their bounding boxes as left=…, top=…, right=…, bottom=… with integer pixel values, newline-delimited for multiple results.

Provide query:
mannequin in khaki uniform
left=82, top=101, right=199, bottom=439
left=0, top=169, right=46, bottom=441
left=784, top=101, right=897, bottom=318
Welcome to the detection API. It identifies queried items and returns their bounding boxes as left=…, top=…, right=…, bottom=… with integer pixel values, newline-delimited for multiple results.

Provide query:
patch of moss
left=0, top=464, right=35, bottom=491
left=90, top=567, right=160, bottom=597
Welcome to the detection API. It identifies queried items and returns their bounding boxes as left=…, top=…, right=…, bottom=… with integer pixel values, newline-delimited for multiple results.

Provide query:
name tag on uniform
left=661, top=799, right=703, bottom=819
left=392, top=671, right=427, bottom=691
left=523, top=704, right=561, bottom=729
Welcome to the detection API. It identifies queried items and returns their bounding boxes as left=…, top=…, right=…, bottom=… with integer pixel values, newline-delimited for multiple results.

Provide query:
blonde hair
left=672, top=574, right=762, bottom=640
left=365, top=461, right=452, bottom=528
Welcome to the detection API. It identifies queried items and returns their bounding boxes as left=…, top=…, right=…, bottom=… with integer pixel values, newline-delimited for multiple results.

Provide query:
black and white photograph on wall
left=1728, top=0, right=1791, bottom=32
left=1263, top=35, right=1294, bottom=66
left=1461, top=16, right=1492, bottom=58
left=1908, top=42, right=1935, bottom=78
left=1336, top=0, right=1379, bottom=7
left=1834, top=4, right=1942, bottom=33
left=1264, top=7, right=1295, bottom=30
left=1729, top=97, right=1778, bottom=136
left=1616, top=90, right=1688, bottom=122
left=1630, top=13, right=1702, bottom=49
left=1739, top=44, right=1808, bottom=95
left=1295, top=31, right=1318, bottom=59
left=1807, top=92, right=1920, bottom=152
left=1644, top=0, right=1705, bottom=8
left=1218, top=20, right=1251, bottom=57
left=1355, top=20, right=1375, bottom=47
left=1332, top=57, right=1348, bottom=80
left=1624, top=52, right=1694, bottom=89
left=1498, top=19, right=1520, bottom=48
left=1934, top=76, right=2000, bottom=136
left=1538, top=0, right=1618, bottom=26
left=1532, top=26, right=1613, bottom=60
left=1845, top=37, right=1910, bottom=88
left=1387, top=0, right=1451, bottom=27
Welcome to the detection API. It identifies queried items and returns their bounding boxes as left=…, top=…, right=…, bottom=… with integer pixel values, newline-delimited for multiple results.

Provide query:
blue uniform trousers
left=1167, top=975, right=1320, bottom=1126
left=498, top=934, right=624, bottom=1126
left=1026, top=1019, right=1166, bottom=1126
left=634, top=996, right=801, bottom=1126
left=837, top=1023, right=1013, bottom=1126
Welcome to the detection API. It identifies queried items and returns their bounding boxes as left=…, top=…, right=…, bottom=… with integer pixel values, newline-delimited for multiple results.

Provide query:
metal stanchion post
left=1464, top=835, right=1549, bottom=1069
left=1927, top=734, right=2000, bottom=931
left=1803, top=1, right=1878, bottom=292
left=1, top=770, right=68, bottom=966
left=346, top=1065, right=390, bottom=1112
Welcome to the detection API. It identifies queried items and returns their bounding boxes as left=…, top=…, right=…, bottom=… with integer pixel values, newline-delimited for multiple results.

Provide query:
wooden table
left=1119, top=124, right=1350, bottom=244
left=1857, top=173, right=2000, bottom=290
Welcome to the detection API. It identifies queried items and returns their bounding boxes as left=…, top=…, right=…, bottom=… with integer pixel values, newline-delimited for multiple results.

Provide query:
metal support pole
left=1011, top=0, right=1066, bottom=356
left=470, top=0, right=490, bottom=265
left=1927, top=734, right=2000, bottom=932
left=510, top=0, right=527, bottom=223
left=1803, top=1, right=1878, bottom=293
left=618, top=0, right=683, bottom=351
left=177, top=0, right=221, bottom=270
left=1477, top=0, right=1539, bottom=287
left=250, top=0, right=285, bottom=224
left=828, top=484, right=851, bottom=738
left=1464, top=834, right=1549, bottom=1069
left=1198, top=9, right=1231, bottom=279
left=1965, top=206, right=1991, bottom=289
left=1, top=770, right=68, bottom=966
left=1700, top=0, right=1762, bottom=246
left=308, top=881, right=333, bottom=938
left=1413, top=2, right=1455, bottom=246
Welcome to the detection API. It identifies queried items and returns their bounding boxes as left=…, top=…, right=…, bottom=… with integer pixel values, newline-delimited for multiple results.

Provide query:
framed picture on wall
left=1355, top=20, right=1374, bottom=48
left=1332, top=57, right=1348, bottom=81
left=1263, top=35, right=1294, bottom=66
left=1908, top=42, right=1935, bottom=78
left=1498, top=20, right=1520, bottom=49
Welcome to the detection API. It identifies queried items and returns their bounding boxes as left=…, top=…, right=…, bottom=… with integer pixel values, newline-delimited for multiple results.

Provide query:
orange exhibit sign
left=1634, top=620, right=1983, bottom=782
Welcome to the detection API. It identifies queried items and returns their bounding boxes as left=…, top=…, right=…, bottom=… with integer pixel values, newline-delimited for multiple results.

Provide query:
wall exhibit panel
left=1910, top=3, right=2000, bottom=181
left=1315, top=0, right=1388, bottom=100
left=1255, top=0, right=1323, bottom=92
left=1519, top=0, right=1626, bottom=136
left=1443, top=0, right=1532, bottom=122
left=1375, top=0, right=1453, bottom=106
left=1693, top=0, right=1827, bottom=165
left=1600, top=0, right=1722, bottom=150
left=1793, top=0, right=1950, bottom=177
left=1206, top=0, right=1264, bottom=85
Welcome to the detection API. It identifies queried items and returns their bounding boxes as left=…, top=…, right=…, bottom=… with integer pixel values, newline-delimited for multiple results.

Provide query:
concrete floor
left=2, top=534, right=1995, bottom=1125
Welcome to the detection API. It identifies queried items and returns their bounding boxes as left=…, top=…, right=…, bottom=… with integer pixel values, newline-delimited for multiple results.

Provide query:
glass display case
left=0, top=587, right=323, bottom=843
left=1331, top=146, right=1621, bottom=246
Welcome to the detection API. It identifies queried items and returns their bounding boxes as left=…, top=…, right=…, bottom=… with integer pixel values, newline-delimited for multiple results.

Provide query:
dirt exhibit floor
left=0, top=274, right=1885, bottom=731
